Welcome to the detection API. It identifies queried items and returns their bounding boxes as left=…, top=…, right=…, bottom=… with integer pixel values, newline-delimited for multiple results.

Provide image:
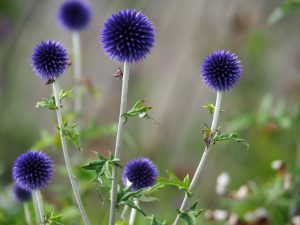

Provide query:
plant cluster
left=7, top=1, right=300, bottom=225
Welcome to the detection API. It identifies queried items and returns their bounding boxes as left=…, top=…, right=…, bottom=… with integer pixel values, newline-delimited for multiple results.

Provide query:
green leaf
left=82, top=152, right=122, bottom=200
left=149, top=171, right=192, bottom=197
left=117, top=187, right=144, bottom=216
left=82, top=152, right=121, bottom=181
left=43, top=212, right=63, bottom=225
left=117, top=185, right=159, bottom=217
left=203, top=103, right=215, bottom=114
left=176, top=202, right=202, bottom=225
left=59, top=121, right=81, bottom=151
left=203, top=103, right=225, bottom=114
left=36, top=89, right=73, bottom=111
left=59, top=89, right=73, bottom=101
left=147, top=215, right=168, bottom=225
left=119, top=200, right=147, bottom=216
left=201, top=124, right=214, bottom=147
left=36, top=96, right=57, bottom=110
left=122, top=100, right=153, bottom=123
left=212, top=129, right=249, bottom=150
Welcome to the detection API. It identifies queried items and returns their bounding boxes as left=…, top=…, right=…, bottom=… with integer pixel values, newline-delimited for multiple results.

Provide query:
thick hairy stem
left=109, top=61, right=131, bottom=225
left=52, top=81, right=90, bottom=225
left=33, top=190, right=44, bottom=224
left=173, top=91, right=222, bottom=225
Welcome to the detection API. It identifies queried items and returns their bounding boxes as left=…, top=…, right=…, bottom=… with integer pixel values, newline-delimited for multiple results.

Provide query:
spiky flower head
left=12, top=151, right=54, bottom=191
left=58, top=0, right=92, bottom=31
left=31, top=40, right=69, bottom=80
left=122, top=157, right=158, bottom=191
left=101, top=9, right=155, bottom=63
left=13, top=185, right=31, bottom=203
left=201, top=50, right=243, bottom=91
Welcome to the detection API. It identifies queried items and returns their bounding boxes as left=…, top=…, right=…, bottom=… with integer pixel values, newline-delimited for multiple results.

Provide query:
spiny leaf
left=117, top=186, right=159, bottom=217
left=36, top=96, right=57, bottom=110
left=176, top=202, right=202, bottom=225
left=59, top=121, right=81, bottom=151
left=82, top=152, right=121, bottom=181
left=212, top=129, right=249, bottom=150
left=117, top=186, right=157, bottom=204
left=149, top=171, right=192, bottom=197
left=82, top=152, right=121, bottom=200
left=117, top=187, right=147, bottom=216
left=147, top=215, right=168, bottom=225
left=122, top=100, right=153, bottom=123
left=43, top=212, right=63, bottom=225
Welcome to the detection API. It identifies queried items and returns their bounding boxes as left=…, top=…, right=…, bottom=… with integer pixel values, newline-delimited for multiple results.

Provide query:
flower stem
left=52, top=81, right=90, bottom=225
left=109, top=61, right=131, bottom=225
left=23, top=202, right=32, bottom=225
left=33, top=190, right=44, bottom=224
left=72, top=32, right=82, bottom=130
left=173, top=91, right=222, bottom=225
left=33, top=192, right=39, bottom=225
left=129, top=200, right=138, bottom=225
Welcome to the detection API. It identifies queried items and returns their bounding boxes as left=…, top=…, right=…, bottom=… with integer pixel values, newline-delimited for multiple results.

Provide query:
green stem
left=173, top=91, right=222, bottom=225
left=109, top=61, right=131, bottom=225
left=23, top=202, right=32, bottom=225
left=33, top=190, right=44, bottom=224
left=52, top=81, right=90, bottom=225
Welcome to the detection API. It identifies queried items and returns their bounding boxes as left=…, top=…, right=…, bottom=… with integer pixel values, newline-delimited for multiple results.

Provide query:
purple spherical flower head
left=122, top=157, right=158, bottom=191
left=12, top=151, right=54, bottom=191
left=58, top=0, right=91, bottom=31
left=31, top=40, right=69, bottom=80
left=201, top=50, right=243, bottom=91
left=13, top=185, right=31, bottom=203
left=101, top=9, right=155, bottom=63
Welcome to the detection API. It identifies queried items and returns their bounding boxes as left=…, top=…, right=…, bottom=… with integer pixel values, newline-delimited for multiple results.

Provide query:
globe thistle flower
left=122, top=157, right=158, bottom=191
left=13, top=185, right=31, bottom=203
left=201, top=50, right=243, bottom=91
left=31, top=40, right=69, bottom=80
left=58, top=0, right=92, bottom=31
left=12, top=151, right=54, bottom=191
left=101, top=9, right=155, bottom=63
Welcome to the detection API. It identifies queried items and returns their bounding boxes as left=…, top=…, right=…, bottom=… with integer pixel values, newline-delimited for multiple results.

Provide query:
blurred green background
left=1, top=0, right=300, bottom=224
